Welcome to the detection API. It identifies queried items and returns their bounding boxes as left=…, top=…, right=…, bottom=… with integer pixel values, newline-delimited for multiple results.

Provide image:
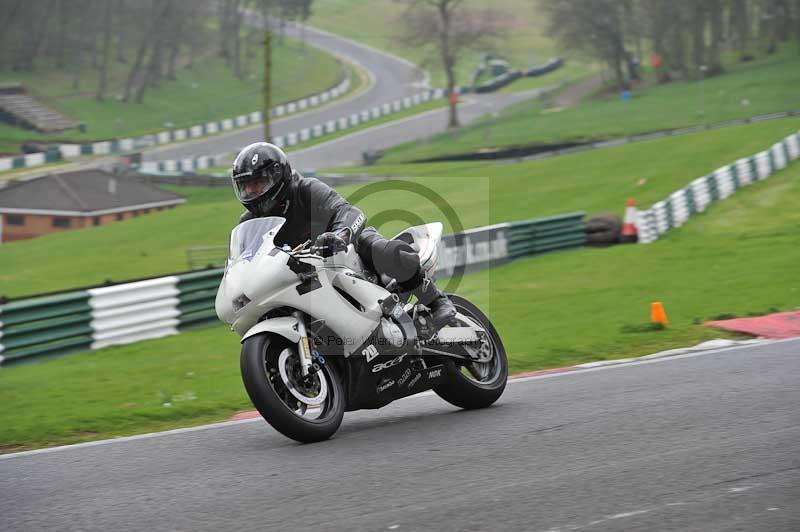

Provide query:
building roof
left=0, top=170, right=185, bottom=215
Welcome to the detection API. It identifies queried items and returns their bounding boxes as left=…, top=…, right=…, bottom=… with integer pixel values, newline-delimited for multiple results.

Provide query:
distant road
left=145, top=22, right=426, bottom=163
left=289, top=88, right=549, bottom=171
left=144, top=23, right=554, bottom=172
left=3, top=339, right=798, bottom=531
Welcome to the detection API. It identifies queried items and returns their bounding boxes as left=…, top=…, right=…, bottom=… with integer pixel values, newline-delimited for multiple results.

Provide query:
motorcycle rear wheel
left=241, top=333, right=345, bottom=443
left=433, top=294, right=508, bottom=409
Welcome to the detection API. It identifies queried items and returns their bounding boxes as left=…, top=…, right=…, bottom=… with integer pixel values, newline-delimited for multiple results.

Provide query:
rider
left=230, top=142, right=456, bottom=330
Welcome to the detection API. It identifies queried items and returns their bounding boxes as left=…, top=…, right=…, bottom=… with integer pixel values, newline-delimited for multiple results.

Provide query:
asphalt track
left=288, top=88, right=549, bottom=171
left=2, top=339, right=798, bottom=531
left=145, top=22, right=426, bottom=164
left=143, top=22, right=551, bottom=171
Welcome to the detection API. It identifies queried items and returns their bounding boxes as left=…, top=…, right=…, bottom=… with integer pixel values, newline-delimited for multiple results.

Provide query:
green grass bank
left=0, top=37, right=347, bottom=153
left=1, top=117, right=797, bottom=298
left=1, top=147, right=797, bottom=452
left=376, top=51, right=800, bottom=164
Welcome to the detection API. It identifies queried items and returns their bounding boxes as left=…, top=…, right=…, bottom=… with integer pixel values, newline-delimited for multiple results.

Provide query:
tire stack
left=585, top=214, right=622, bottom=246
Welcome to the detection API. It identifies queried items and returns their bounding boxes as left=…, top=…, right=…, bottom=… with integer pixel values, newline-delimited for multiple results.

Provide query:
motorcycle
left=215, top=217, right=508, bottom=443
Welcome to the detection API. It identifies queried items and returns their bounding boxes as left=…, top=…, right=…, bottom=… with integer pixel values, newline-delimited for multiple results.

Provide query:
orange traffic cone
left=651, top=302, right=669, bottom=326
left=621, top=198, right=638, bottom=243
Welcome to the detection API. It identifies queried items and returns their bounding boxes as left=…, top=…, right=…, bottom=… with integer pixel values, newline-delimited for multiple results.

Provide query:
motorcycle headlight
left=232, top=294, right=251, bottom=312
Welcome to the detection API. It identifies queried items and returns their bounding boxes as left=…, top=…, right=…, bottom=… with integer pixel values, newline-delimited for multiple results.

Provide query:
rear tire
left=241, top=333, right=344, bottom=443
left=434, top=295, right=508, bottom=409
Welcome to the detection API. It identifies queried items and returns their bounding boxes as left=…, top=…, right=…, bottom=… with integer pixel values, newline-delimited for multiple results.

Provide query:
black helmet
left=231, top=142, right=292, bottom=215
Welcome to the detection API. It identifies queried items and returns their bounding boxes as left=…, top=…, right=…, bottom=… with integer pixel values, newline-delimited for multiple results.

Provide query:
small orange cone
left=621, top=198, right=639, bottom=243
left=651, top=302, right=669, bottom=326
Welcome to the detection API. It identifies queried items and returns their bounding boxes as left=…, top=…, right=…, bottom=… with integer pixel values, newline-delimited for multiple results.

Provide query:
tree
left=731, top=0, right=755, bottom=60
left=122, top=0, right=164, bottom=102
left=707, top=0, right=726, bottom=75
left=543, top=0, right=631, bottom=90
left=96, top=0, right=113, bottom=100
left=547, top=0, right=800, bottom=85
left=689, top=1, right=707, bottom=78
left=397, top=0, right=505, bottom=128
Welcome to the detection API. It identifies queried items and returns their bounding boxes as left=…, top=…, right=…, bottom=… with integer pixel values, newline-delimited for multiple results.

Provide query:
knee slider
left=372, top=239, right=420, bottom=283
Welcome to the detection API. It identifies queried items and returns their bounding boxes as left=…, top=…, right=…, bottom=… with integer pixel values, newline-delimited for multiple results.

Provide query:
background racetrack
left=2, top=339, right=798, bottom=532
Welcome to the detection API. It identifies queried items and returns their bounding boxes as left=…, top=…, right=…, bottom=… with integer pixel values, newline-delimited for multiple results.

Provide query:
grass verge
left=378, top=50, right=800, bottom=163
left=1, top=117, right=798, bottom=298
left=1, top=150, right=797, bottom=452
left=0, top=37, right=346, bottom=153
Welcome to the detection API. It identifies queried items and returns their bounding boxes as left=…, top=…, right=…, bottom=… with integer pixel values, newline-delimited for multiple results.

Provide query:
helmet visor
left=232, top=162, right=283, bottom=202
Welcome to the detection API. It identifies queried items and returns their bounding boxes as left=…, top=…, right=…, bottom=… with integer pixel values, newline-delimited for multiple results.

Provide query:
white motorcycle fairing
left=219, top=218, right=508, bottom=441
left=216, top=218, right=393, bottom=356
left=215, top=217, right=487, bottom=365
left=241, top=316, right=301, bottom=343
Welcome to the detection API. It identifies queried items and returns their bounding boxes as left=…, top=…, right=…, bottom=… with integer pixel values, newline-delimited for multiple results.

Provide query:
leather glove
left=313, top=231, right=348, bottom=257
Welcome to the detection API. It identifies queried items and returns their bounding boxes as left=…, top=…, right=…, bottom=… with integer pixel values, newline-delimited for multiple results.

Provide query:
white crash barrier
left=690, top=177, right=710, bottom=212
left=88, top=277, right=180, bottom=349
left=638, top=130, right=799, bottom=243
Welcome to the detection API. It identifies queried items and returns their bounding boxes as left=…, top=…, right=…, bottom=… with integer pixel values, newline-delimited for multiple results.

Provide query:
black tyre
left=241, top=333, right=345, bottom=443
left=585, top=213, right=622, bottom=246
left=433, top=294, right=508, bottom=409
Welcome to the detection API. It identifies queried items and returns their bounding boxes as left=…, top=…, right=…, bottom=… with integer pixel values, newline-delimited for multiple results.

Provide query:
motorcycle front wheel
left=433, top=294, right=508, bottom=409
left=241, top=333, right=345, bottom=443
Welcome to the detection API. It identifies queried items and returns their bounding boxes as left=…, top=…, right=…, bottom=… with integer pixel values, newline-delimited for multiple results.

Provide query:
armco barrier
left=436, top=223, right=511, bottom=278
left=177, top=269, right=223, bottom=328
left=138, top=89, right=447, bottom=174
left=0, top=212, right=587, bottom=364
left=0, top=291, right=92, bottom=364
left=636, top=130, right=800, bottom=243
left=507, top=213, right=586, bottom=259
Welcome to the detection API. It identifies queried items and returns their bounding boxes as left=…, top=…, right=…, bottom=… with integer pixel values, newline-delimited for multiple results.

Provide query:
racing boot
left=412, top=274, right=456, bottom=331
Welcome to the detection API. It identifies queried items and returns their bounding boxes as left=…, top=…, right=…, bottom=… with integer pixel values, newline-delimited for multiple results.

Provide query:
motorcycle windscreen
left=226, top=217, right=286, bottom=269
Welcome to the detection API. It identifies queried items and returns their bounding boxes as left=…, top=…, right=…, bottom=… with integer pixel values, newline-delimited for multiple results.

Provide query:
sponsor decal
left=351, top=213, right=366, bottom=234
left=427, top=368, right=443, bottom=379
left=406, top=373, right=422, bottom=389
left=362, top=344, right=379, bottom=362
left=376, top=379, right=395, bottom=393
left=397, top=368, right=412, bottom=386
left=372, top=354, right=407, bottom=373
left=437, top=229, right=509, bottom=277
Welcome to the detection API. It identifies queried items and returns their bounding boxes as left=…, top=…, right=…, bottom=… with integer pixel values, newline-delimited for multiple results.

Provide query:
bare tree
left=731, top=0, right=755, bottom=60
left=398, top=0, right=505, bottom=128
left=545, top=0, right=800, bottom=85
left=96, top=0, right=113, bottom=100
left=689, top=1, right=707, bottom=78
left=69, top=0, right=89, bottom=90
left=794, top=0, right=800, bottom=51
left=543, top=0, right=631, bottom=90
left=707, top=0, right=726, bottom=75
left=134, top=0, right=174, bottom=103
left=122, top=0, right=163, bottom=102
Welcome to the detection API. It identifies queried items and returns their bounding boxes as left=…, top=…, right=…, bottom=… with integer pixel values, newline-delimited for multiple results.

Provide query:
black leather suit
left=240, top=171, right=417, bottom=284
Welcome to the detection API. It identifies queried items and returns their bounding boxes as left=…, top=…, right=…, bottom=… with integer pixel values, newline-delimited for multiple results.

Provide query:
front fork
left=293, top=310, right=313, bottom=377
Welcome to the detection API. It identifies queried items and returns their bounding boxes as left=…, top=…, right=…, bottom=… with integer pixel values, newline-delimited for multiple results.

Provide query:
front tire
left=434, top=294, right=508, bottom=409
left=241, top=333, right=344, bottom=443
